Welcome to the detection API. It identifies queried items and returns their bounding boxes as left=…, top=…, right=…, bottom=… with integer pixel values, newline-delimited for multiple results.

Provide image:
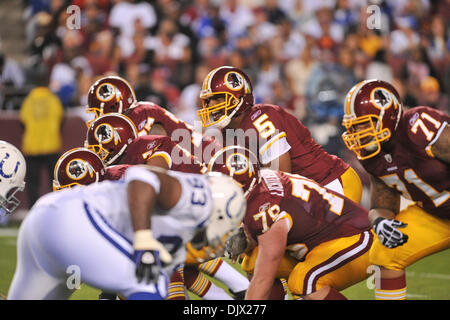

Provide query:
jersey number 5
left=253, top=114, right=276, bottom=139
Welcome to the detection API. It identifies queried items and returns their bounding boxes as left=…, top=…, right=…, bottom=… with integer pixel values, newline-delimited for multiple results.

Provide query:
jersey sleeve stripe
left=425, top=121, right=447, bottom=157
left=149, top=151, right=172, bottom=168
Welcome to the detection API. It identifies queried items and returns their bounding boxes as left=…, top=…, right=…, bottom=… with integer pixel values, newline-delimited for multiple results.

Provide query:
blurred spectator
left=302, top=6, right=345, bottom=50
left=285, top=46, right=317, bottom=99
left=110, top=0, right=157, bottom=59
left=219, top=0, right=255, bottom=41
left=425, top=15, right=447, bottom=62
left=27, top=11, right=60, bottom=66
left=49, top=30, right=91, bottom=107
left=0, top=51, right=25, bottom=109
left=19, top=71, right=64, bottom=208
left=418, top=76, right=449, bottom=113
left=389, top=17, right=420, bottom=56
left=305, top=49, right=355, bottom=123
left=144, top=18, right=192, bottom=88
left=249, top=7, right=278, bottom=45
left=177, top=63, right=210, bottom=124
left=365, top=49, right=394, bottom=83
left=400, top=45, right=438, bottom=97
left=275, top=18, right=306, bottom=61
left=265, top=0, right=287, bottom=25
left=250, top=43, right=282, bottom=104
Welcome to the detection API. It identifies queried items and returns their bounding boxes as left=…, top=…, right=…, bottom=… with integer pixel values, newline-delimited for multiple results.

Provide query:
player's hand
left=224, top=227, right=248, bottom=263
left=373, top=217, right=408, bottom=249
left=133, top=230, right=172, bottom=284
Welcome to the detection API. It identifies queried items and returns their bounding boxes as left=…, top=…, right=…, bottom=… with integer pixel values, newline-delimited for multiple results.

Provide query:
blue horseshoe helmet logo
left=0, top=153, right=21, bottom=179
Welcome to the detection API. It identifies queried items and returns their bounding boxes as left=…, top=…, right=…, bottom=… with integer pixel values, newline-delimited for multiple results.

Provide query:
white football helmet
left=0, top=141, right=26, bottom=215
left=205, top=172, right=247, bottom=252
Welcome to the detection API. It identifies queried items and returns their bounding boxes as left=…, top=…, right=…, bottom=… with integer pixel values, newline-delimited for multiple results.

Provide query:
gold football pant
left=288, top=231, right=373, bottom=296
left=370, top=204, right=450, bottom=271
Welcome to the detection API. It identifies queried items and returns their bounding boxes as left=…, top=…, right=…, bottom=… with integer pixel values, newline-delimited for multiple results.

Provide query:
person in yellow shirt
left=20, top=78, right=64, bottom=208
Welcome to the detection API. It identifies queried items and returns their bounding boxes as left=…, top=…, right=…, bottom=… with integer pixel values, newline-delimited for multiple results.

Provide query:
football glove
left=373, top=217, right=408, bottom=249
left=133, top=230, right=172, bottom=284
left=224, top=227, right=247, bottom=261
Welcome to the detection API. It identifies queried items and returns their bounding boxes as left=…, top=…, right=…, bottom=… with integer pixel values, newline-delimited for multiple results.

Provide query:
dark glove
left=133, top=230, right=172, bottom=284
left=373, top=217, right=408, bottom=249
left=224, top=227, right=248, bottom=261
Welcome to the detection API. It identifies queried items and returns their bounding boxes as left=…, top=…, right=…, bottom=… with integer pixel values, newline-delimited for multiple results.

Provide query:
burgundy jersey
left=223, top=104, right=349, bottom=186
left=119, top=135, right=205, bottom=174
left=244, top=169, right=370, bottom=251
left=104, top=164, right=132, bottom=181
left=361, top=106, right=449, bottom=219
left=124, top=101, right=216, bottom=161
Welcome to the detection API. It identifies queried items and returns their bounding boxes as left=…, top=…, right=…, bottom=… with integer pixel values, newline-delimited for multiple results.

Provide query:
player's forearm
left=431, top=124, right=450, bottom=164
left=368, top=208, right=396, bottom=226
left=245, top=274, right=274, bottom=300
left=369, top=175, right=400, bottom=226
left=127, top=180, right=157, bottom=231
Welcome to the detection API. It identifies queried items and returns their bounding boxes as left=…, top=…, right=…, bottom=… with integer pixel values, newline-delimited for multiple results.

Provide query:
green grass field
left=1, top=225, right=449, bottom=300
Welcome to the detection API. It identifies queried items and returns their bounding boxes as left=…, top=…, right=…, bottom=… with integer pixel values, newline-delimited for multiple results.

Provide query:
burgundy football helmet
left=85, top=113, right=138, bottom=166
left=86, top=76, right=137, bottom=121
left=197, top=66, right=254, bottom=129
left=342, top=79, right=403, bottom=160
left=53, top=147, right=106, bottom=191
left=207, top=145, right=260, bottom=196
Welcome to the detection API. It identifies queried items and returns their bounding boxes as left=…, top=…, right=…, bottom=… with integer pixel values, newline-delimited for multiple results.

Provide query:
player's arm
left=145, top=154, right=171, bottom=170
left=430, top=124, right=450, bottom=164
left=368, top=174, right=408, bottom=249
left=265, top=150, right=292, bottom=172
left=368, top=174, right=400, bottom=224
left=148, top=123, right=167, bottom=136
left=245, top=219, right=288, bottom=300
left=126, top=166, right=180, bottom=282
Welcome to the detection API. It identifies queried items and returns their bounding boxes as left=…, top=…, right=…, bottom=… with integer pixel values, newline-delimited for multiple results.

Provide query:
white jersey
left=34, top=167, right=213, bottom=270
left=8, top=167, right=214, bottom=299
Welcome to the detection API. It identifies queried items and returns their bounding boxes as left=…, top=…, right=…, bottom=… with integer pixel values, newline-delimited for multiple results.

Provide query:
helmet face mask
left=342, top=114, right=391, bottom=159
left=86, top=114, right=137, bottom=166
left=342, top=80, right=402, bottom=160
left=198, top=66, right=254, bottom=129
left=198, top=92, right=241, bottom=128
left=0, top=142, right=26, bottom=215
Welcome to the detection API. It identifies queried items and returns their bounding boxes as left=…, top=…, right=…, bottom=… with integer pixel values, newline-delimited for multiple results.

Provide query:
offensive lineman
left=341, top=79, right=449, bottom=300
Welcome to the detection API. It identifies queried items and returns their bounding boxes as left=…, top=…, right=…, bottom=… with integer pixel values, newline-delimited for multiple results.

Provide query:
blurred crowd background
left=0, top=0, right=449, bottom=213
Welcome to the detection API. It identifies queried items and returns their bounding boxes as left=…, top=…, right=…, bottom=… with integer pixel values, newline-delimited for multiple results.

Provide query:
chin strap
left=217, top=98, right=244, bottom=129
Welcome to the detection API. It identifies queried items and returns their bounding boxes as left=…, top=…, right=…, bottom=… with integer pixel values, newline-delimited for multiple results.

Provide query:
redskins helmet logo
left=370, top=87, right=393, bottom=110
left=66, top=159, right=91, bottom=180
left=96, top=83, right=116, bottom=102
left=94, top=124, right=114, bottom=144
left=226, top=153, right=249, bottom=175
left=224, top=72, right=244, bottom=91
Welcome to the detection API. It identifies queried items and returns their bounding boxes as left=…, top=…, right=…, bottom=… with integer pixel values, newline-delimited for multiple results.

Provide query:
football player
left=86, top=76, right=216, bottom=162
left=197, top=66, right=364, bottom=276
left=85, top=113, right=206, bottom=173
left=0, top=141, right=26, bottom=217
left=8, top=166, right=246, bottom=300
left=209, top=146, right=373, bottom=300
left=83, top=115, right=249, bottom=299
left=52, top=147, right=131, bottom=191
left=341, top=79, right=450, bottom=300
